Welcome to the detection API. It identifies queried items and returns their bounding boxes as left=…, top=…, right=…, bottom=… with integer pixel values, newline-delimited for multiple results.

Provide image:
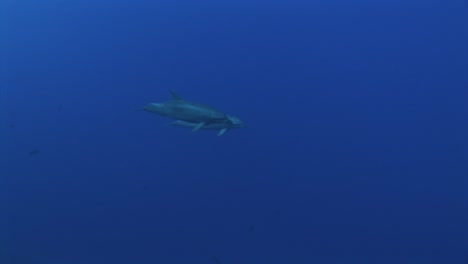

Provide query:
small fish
left=211, top=256, right=222, bottom=264
left=29, top=149, right=40, bottom=156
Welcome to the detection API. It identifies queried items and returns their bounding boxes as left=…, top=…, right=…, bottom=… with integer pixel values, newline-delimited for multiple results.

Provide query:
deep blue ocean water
left=1, top=0, right=467, bottom=263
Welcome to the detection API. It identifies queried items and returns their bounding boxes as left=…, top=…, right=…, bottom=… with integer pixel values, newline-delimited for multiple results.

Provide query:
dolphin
left=170, top=114, right=246, bottom=136
left=143, top=90, right=232, bottom=131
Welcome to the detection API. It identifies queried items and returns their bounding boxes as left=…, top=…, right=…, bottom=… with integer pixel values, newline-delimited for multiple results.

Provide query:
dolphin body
left=143, top=90, right=231, bottom=131
left=170, top=114, right=246, bottom=136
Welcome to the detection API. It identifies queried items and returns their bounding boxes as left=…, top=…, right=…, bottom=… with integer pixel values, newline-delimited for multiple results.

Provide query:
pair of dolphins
left=142, top=90, right=246, bottom=136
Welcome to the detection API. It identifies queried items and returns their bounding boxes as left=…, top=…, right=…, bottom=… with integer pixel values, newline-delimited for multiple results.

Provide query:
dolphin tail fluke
left=217, top=128, right=228, bottom=136
left=192, top=122, right=206, bottom=132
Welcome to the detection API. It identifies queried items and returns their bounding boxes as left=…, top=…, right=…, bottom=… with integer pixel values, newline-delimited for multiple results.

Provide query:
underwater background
left=1, top=0, right=467, bottom=263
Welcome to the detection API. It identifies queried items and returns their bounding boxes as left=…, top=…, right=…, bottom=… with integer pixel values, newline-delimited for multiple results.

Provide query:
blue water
left=2, top=0, right=467, bottom=263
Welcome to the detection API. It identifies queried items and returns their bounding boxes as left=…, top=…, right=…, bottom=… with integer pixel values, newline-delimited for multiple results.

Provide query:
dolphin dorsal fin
left=169, top=90, right=184, bottom=100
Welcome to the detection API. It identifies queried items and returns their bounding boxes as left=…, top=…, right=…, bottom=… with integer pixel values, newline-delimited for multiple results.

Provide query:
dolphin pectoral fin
left=192, top=122, right=206, bottom=132
left=217, top=128, right=228, bottom=136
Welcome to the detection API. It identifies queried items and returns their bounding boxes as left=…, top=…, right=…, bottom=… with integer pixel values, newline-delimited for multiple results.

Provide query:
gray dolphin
left=170, top=114, right=246, bottom=136
left=143, top=90, right=231, bottom=131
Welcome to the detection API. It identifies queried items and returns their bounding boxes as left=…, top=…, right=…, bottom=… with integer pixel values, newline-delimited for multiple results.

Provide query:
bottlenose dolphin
left=143, top=90, right=231, bottom=131
left=170, top=114, right=246, bottom=136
